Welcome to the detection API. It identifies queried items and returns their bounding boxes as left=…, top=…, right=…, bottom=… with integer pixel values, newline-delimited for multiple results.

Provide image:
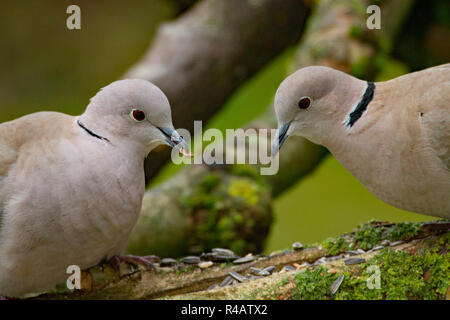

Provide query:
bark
left=127, top=0, right=414, bottom=258
left=122, top=0, right=310, bottom=184
left=35, top=221, right=449, bottom=299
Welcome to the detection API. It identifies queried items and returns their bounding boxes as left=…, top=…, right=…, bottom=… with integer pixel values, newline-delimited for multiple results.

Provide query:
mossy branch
left=35, top=221, right=449, bottom=300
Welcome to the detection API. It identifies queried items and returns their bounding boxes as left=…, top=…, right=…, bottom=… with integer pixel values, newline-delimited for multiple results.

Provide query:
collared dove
left=0, top=79, right=189, bottom=297
left=272, top=64, right=450, bottom=218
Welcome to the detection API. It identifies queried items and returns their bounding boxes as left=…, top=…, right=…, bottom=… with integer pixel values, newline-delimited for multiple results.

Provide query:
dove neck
left=77, top=120, right=110, bottom=142
left=303, top=74, right=369, bottom=147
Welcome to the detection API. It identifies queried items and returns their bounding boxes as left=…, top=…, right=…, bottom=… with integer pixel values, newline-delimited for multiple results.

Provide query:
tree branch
left=122, top=0, right=310, bottom=183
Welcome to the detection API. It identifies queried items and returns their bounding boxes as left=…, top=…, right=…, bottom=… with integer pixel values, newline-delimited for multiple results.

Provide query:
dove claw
left=109, top=254, right=157, bottom=272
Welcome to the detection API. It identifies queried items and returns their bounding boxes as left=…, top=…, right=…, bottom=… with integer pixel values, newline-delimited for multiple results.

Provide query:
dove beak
left=271, top=121, right=291, bottom=157
left=157, top=127, right=192, bottom=157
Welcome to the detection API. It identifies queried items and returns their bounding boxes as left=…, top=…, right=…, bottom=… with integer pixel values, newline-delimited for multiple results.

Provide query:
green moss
left=182, top=171, right=272, bottom=255
left=228, top=178, right=260, bottom=205
left=348, top=24, right=364, bottom=39
left=290, top=247, right=450, bottom=300
left=322, top=236, right=350, bottom=256
left=321, top=221, right=425, bottom=254
left=200, top=172, right=221, bottom=191
left=353, top=222, right=384, bottom=250
left=386, top=222, right=421, bottom=242
left=292, top=266, right=335, bottom=300
left=231, top=164, right=261, bottom=180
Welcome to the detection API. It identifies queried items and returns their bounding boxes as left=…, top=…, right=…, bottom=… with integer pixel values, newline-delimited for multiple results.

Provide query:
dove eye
left=298, top=96, right=311, bottom=110
left=130, top=109, right=146, bottom=122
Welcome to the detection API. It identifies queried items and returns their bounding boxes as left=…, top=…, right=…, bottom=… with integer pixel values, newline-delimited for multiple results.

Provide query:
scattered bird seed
left=229, top=271, right=246, bottom=283
left=390, top=240, right=404, bottom=247
left=159, top=258, right=177, bottom=267
left=207, top=284, right=218, bottom=290
left=233, top=255, right=255, bottom=264
left=344, top=258, right=365, bottom=265
left=330, top=275, right=344, bottom=295
left=181, top=256, right=201, bottom=264
left=262, top=266, right=275, bottom=274
left=281, top=265, right=296, bottom=272
left=292, top=242, right=304, bottom=250
left=220, top=276, right=233, bottom=287
left=201, top=252, right=240, bottom=262
left=326, top=255, right=343, bottom=261
left=314, top=257, right=327, bottom=265
left=249, top=267, right=262, bottom=274
left=198, top=261, right=214, bottom=269
left=212, top=248, right=234, bottom=256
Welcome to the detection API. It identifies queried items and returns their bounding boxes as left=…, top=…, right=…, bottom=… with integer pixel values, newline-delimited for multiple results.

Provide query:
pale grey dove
left=0, top=79, right=188, bottom=297
left=272, top=64, right=450, bottom=218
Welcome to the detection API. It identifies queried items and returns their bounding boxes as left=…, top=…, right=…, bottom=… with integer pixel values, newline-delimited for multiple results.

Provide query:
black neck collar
left=77, top=120, right=109, bottom=142
left=346, top=81, right=375, bottom=128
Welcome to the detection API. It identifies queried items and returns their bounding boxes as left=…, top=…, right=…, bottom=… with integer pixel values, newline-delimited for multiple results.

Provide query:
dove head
left=79, top=79, right=189, bottom=157
left=271, top=66, right=367, bottom=156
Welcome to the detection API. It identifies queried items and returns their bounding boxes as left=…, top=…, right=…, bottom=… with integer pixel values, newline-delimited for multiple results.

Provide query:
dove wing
left=0, top=122, right=20, bottom=231
left=419, top=80, right=450, bottom=171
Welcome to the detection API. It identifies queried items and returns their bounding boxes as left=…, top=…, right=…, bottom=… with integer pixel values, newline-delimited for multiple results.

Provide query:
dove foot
left=109, top=254, right=157, bottom=272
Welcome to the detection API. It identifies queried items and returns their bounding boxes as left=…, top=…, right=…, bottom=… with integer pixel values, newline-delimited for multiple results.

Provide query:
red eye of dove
left=298, top=96, right=311, bottom=109
left=130, top=109, right=146, bottom=122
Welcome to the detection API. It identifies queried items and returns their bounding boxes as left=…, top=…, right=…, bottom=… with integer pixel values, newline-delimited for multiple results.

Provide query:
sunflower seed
left=180, top=256, right=200, bottom=264
left=201, top=252, right=240, bottom=262
left=344, top=258, right=365, bottom=265
left=327, top=255, right=343, bottom=261
left=159, top=258, right=177, bottom=267
left=330, top=275, right=344, bottom=294
left=212, top=248, right=234, bottom=256
left=281, top=265, right=296, bottom=272
left=229, top=271, right=246, bottom=283
left=207, top=284, right=218, bottom=290
left=249, top=267, right=262, bottom=274
left=262, top=266, right=275, bottom=274
left=198, top=261, right=214, bottom=269
left=292, top=242, right=304, bottom=250
left=220, top=276, right=233, bottom=287
left=233, top=255, right=255, bottom=264
left=390, top=240, right=404, bottom=247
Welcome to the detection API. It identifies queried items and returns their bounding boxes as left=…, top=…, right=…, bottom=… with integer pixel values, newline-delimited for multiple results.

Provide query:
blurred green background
left=1, top=0, right=447, bottom=253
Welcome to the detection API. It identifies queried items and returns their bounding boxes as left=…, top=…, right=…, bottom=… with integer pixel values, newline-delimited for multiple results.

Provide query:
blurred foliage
left=393, top=0, right=450, bottom=69
left=0, top=0, right=175, bottom=123
left=182, top=169, right=272, bottom=255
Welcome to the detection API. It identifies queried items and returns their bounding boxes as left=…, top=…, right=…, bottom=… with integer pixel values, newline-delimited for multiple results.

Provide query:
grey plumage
left=0, top=79, right=187, bottom=297
left=272, top=64, right=450, bottom=218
